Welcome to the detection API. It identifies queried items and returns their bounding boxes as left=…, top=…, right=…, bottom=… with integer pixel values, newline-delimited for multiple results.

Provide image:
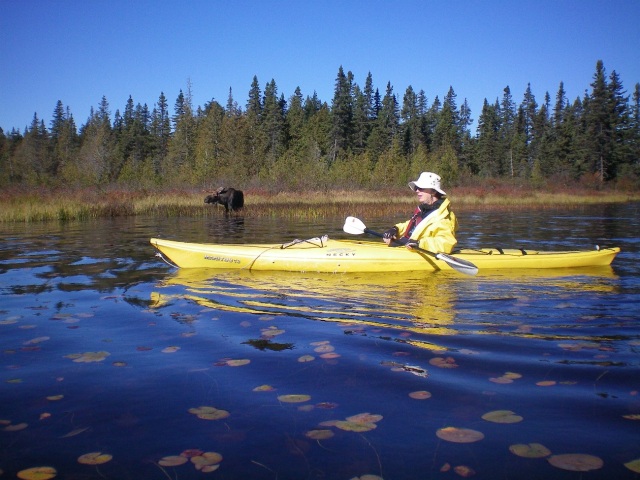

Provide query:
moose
left=204, top=187, right=244, bottom=213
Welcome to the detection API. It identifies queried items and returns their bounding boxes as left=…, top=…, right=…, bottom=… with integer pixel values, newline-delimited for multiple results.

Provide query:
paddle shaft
left=363, top=227, right=439, bottom=259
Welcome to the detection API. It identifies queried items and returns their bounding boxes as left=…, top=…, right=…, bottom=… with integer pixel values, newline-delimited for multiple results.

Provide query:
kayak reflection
left=152, top=268, right=459, bottom=347
left=151, top=266, right=618, bottom=351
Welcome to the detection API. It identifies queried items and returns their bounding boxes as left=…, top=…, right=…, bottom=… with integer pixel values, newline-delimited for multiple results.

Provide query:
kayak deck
left=150, top=237, right=620, bottom=273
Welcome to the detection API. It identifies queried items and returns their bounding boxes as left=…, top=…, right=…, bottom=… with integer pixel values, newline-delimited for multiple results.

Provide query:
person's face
left=416, top=187, right=438, bottom=205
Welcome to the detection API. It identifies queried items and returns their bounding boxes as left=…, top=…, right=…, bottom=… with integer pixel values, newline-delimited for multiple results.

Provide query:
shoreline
left=1, top=186, right=639, bottom=223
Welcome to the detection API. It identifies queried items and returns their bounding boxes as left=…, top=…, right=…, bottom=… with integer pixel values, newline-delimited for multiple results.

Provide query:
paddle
left=343, top=216, right=478, bottom=276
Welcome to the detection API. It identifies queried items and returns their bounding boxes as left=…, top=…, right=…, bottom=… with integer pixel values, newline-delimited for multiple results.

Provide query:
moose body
left=204, top=187, right=244, bottom=213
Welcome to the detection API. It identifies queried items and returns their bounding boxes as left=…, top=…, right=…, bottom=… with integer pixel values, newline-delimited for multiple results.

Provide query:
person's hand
left=405, top=240, right=419, bottom=250
left=383, top=227, right=398, bottom=245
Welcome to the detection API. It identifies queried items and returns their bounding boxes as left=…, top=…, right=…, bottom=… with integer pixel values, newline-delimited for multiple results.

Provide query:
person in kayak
left=382, top=171, right=458, bottom=253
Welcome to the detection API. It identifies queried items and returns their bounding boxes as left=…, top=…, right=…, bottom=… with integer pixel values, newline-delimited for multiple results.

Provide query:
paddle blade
left=435, top=253, right=479, bottom=276
left=343, top=216, right=367, bottom=235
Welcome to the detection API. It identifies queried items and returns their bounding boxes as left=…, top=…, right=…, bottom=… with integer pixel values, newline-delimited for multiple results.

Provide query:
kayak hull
left=150, top=237, right=620, bottom=273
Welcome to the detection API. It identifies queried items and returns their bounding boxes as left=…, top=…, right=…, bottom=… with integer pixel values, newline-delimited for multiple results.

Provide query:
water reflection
left=152, top=265, right=621, bottom=352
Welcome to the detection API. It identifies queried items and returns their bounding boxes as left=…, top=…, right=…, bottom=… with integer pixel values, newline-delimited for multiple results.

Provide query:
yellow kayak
left=150, top=236, right=619, bottom=274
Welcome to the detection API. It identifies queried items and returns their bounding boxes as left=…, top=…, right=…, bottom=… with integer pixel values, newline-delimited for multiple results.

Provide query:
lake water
left=1, top=203, right=639, bottom=480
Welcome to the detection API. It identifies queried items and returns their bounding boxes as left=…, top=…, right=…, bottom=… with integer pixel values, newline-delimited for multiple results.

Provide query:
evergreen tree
left=367, top=82, right=399, bottom=160
left=241, top=76, right=268, bottom=177
left=352, top=85, right=369, bottom=154
left=226, top=87, right=240, bottom=117
left=351, top=72, right=375, bottom=154
left=607, top=69, right=630, bottom=178
left=499, top=86, right=516, bottom=176
left=262, top=79, right=286, bottom=165
left=330, top=66, right=354, bottom=163
left=475, top=99, right=501, bottom=177
left=424, top=95, right=441, bottom=150
left=219, top=100, right=249, bottom=183
left=150, top=92, right=170, bottom=177
left=400, top=85, right=421, bottom=155
left=75, top=99, right=115, bottom=186
left=532, top=94, right=554, bottom=180
left=585, top=60, right=619, bottom=182
left=304, top=101, right=332, bottom=164
left=458, top=98, right=473, bottom=171
left=416, top=90, right=431, bottom=150
left=520, top=84, right=537, bottom=145
left=304, top=91, right=321, bottom=120
left=1, top=128, right=23, bottom=184
left=433, top=86, right=460, bottom=152
left=246, top=76, right=263, bottom=118
left=629, top=83, right=640, bottom=175
left=193, top=99, right=225, bottom=183
left=286, top=86, right=306, bottom=154
left=553, top=81, right=567, bottom=126
left=12, top=113, right=50, bottom=184
left=49, top=100, right=78, bottom=179
left=167, top=82, right=197, bottom=181
left=0, top=127, right=7, bottom=185
left=512, top=105, right=531, bottom=177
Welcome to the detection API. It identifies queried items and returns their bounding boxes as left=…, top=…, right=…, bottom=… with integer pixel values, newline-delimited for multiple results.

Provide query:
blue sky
left=1, top=0, right=639, bottom=134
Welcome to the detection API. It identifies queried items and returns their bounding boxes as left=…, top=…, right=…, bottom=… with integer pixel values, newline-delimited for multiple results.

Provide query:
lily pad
left=409, top=390, right=432, bottom=400
left=454, top=465, right=475, bottom=477
left=624, top=458, right=640, bottom=473
left=4, top=422, right=28, bottom=431
left=436, top=426, right=484, bottom=443
left=335, top=420, right=377, bottom=432
left=277, top=394, right=311, bottom=403
left=320, top=352, right=341, bottom=359
left=158, top=455, right=188, bottom=467
left=429, top=356, right=458, bottom=368
left=314, top=344, right=335, bottom=353
left=78, top=452, right=112, bottom=465
left=548, top=453, right=603, bottom=471
left=65, top=351, right=110, bottom=363
left=253, top=384, right=275, bottom=392
left=623, top=414, right=640, bottom=420
left=17, top=466, right=57, bottom=480
left=481, top=410, right=523, bottom=423
left=509, top=443, right=551, bottom=458
left=226, top=359, right=250, bottom=366
left=188, top=406, right=230, bottom=420
left=191, top=451, right=223, bottom=472
left=346, top=413, right=383, bottom=424
left=305, top=429, right=334, bottom=440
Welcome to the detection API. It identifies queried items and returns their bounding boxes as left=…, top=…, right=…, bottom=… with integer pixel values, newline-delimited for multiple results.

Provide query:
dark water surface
left=1, top=204, right=639, bottom=479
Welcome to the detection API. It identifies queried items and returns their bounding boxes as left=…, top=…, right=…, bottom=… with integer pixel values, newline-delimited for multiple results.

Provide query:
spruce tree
left=262, top=79, right=286, bottom=165
left=475, top=99, right=501, bottom=177
left=585, top=60, right=615, bottom=182
left=286, top=87, right=306, bottom=154
left=368, top=82, right=398, bottom=161
left=498, top=86, right=516, bottom=176
left=400, top=85, right=421, bottom=155
left=330, top=66, right=354, bottom=163
left=150, top=92, right=170, bottom=177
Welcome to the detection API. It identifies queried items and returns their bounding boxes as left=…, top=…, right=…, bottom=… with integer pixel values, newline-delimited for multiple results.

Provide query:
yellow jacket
left=394, top=198, right=458, bottom=253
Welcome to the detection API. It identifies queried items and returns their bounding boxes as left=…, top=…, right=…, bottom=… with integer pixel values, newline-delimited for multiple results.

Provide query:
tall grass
left=1, top=186, right=638, bottom=222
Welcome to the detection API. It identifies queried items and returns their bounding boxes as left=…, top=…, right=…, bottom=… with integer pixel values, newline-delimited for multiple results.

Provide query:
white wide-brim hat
left=408, top=172, right=447, bottom=196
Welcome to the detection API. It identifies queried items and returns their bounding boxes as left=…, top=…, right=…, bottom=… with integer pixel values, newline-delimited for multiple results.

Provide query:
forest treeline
left=1, top=60, right=638, bottom=192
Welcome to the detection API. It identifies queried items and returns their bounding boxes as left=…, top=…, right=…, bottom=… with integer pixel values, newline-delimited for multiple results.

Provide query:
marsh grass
left=1, top=186, right=638, bottom=222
